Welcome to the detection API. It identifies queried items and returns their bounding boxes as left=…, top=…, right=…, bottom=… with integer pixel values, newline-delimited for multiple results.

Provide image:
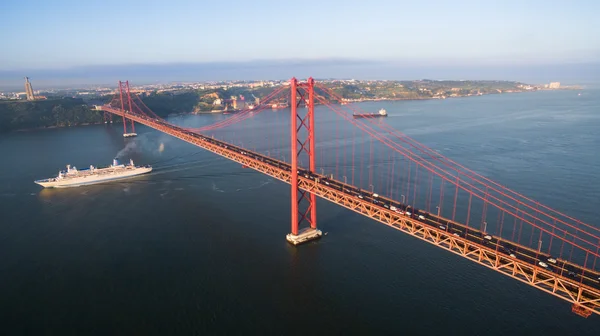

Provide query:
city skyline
left=1, top=0, right=599, bottom=71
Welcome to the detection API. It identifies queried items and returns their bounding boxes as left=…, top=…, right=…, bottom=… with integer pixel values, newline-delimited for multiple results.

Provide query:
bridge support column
left=126, top=81, right=136, bottom=135
left=103, top=112, right=112, bottom=124
left=118, top=80, right=137, bottom=138
left=286, top=77, right=322, bottom=245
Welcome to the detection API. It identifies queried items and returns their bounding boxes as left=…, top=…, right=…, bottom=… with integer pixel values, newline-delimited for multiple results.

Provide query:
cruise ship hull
left=35, top=167, right=152, bottom=188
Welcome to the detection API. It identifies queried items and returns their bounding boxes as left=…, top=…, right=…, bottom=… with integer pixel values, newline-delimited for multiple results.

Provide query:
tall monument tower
left=24, top=77, right=35, bottom=101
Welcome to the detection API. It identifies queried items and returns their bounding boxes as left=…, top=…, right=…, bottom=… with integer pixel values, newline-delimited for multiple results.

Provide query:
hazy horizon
left=3, top=0, right=600, bottom=90
left=1, top=59, right=599, bottom=91
left=2, top=1, right=599, bottom=91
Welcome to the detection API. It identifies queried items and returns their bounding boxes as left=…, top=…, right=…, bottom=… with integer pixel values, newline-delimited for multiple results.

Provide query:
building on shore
left=549, top=82, right=561, bottom=89
left=232, top=98, right=245, bottom=110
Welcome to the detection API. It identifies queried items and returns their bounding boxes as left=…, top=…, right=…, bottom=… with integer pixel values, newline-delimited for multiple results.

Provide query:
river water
left=1, top=89, right=599, bottom=334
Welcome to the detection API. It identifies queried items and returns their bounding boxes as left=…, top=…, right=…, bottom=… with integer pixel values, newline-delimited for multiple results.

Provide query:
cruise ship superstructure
left=34, top=158, right=152, bottom=188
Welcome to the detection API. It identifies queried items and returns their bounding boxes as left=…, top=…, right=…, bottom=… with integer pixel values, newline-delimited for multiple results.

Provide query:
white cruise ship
left=34, top=158, right=152, bottom=188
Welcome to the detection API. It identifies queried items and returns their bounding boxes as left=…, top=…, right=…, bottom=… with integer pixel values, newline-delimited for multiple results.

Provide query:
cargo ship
left=34, top=158, right=152, bottom=188
left=353, top=108, right=387, bottom=118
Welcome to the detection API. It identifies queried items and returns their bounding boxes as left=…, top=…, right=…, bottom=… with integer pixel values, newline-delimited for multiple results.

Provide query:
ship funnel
left=113, top=158, right=119, bottom=166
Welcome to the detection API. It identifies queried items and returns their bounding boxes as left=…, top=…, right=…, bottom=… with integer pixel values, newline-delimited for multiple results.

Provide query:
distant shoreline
left=4, top=88, right=578, bottom=134
left=13, top=122, right=106, bottom=133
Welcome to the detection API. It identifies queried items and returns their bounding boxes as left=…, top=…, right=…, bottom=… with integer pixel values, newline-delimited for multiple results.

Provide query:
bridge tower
left=286, top=77, right=322, bottom=245
left=117, top=80, right=137, bottom=138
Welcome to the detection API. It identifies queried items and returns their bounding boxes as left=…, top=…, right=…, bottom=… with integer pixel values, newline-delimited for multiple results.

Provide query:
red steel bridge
left=96, top=78, right=600, bottom=318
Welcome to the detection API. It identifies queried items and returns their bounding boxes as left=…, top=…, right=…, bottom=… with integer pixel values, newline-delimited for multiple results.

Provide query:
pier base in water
left=286, top=227, right=322, bottom=245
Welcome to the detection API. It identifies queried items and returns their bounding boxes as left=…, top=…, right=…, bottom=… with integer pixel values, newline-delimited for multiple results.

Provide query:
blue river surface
left=0, top=89, right=599, bottom=334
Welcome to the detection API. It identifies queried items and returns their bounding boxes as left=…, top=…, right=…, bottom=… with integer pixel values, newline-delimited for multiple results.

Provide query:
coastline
left=12, top=121, right=107, bottom=133
left=3, top=88, right=573, bottom=134
left=193, top=110, right=226, bottom=114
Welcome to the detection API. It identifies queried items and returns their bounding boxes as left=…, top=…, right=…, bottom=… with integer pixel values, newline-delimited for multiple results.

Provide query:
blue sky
left=0, top=0, right=599, bottom=85
left=1, top=0, right=598, bottom=68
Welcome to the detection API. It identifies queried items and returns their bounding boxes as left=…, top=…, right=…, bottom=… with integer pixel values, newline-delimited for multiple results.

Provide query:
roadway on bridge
left=98, top=105, right=600, bottom=313
left=131, top=113, right=600, bottom=292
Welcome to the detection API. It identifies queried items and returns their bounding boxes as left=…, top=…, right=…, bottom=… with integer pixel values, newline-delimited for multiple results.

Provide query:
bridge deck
left=98, top=106, right=600, bottom=316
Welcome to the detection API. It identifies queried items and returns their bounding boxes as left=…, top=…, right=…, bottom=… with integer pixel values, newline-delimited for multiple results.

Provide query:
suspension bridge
left=95, top=78, right=600, bottom=318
